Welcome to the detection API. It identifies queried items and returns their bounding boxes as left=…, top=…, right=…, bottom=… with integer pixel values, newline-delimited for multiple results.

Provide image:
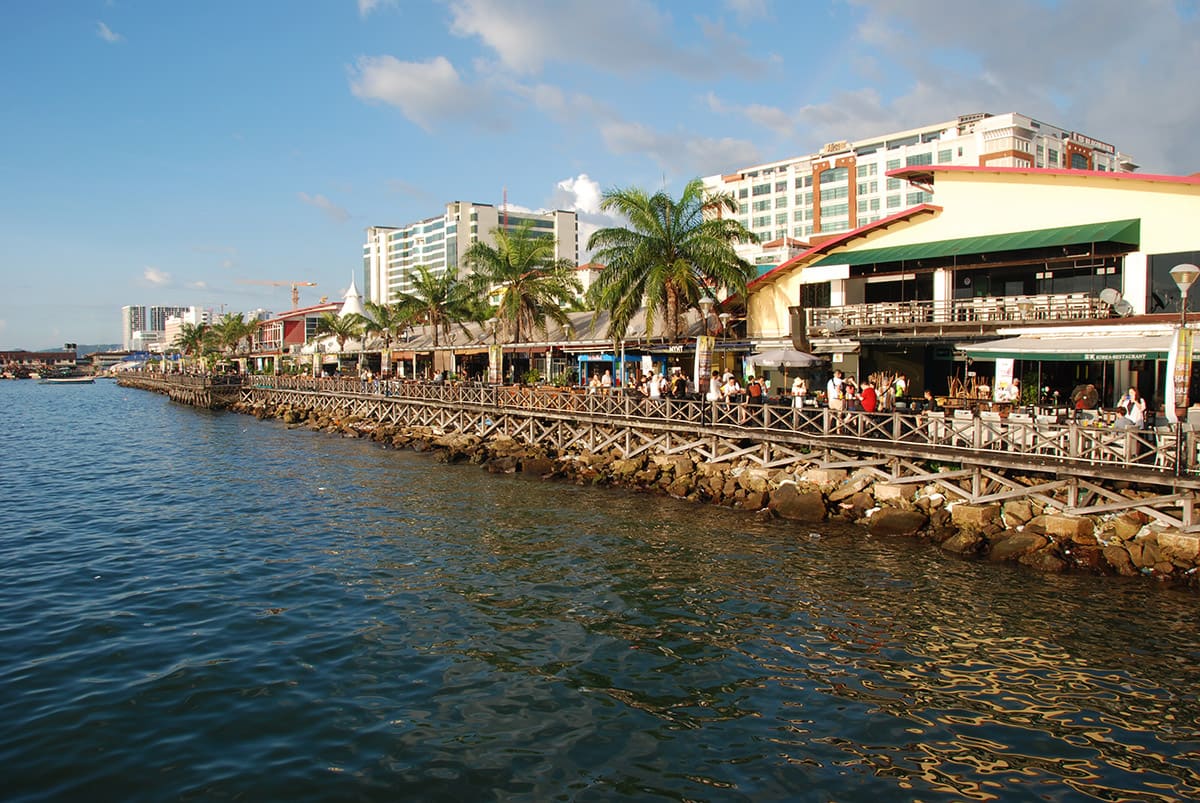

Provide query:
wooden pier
left=119, top=372, right=1200, bottom=532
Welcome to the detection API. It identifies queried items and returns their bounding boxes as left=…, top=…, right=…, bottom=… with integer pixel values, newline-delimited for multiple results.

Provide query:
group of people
left=824, top=370, right=909, bottom=413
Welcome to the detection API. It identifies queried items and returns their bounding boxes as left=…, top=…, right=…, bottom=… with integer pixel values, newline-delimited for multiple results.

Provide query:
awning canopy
left=809, top=218, right=1141, bottom=268
left=960, top=332, right=1173, bottom=362
left=749, top=348, right=824, bottom=368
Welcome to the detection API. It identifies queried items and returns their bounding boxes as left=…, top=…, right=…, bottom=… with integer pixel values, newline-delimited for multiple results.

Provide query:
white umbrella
left=750, top=348, right=823, bottom=368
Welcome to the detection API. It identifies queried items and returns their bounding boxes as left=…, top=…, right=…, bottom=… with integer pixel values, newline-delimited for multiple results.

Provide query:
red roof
left=889, top=164, right=1200, bottom=187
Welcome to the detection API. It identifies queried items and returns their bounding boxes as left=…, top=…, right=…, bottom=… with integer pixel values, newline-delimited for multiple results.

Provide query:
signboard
left=693, top=336, right=714, bottom=386
left=1168, top=327, right=1194, bottom=419
left=488, top=344, right=503, bottom=384
left=994, top=357, right=1015, bottom=402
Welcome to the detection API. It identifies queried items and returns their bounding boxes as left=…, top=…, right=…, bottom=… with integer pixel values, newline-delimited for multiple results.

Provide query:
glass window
left=752, top=183, right=771, bottom=196
left=738, top=203, right=748, bottom=214
left=820, top=185, right=849, bottom=201
left=776, top=213, right=788, bottom=225
left=819, top=166, right=848, bottom=184
left=938, top=148, right=953, bottom=163
left=739, top=188, right=748, bottom=199
left=753, top=215, right=772, bottom=228
left=855, top=163, right=877, bottom=177
left=887, top=177, right=902, bottom=191
left=886, top=195, right=901, bottom=208
left=775, top=181, right=787, bottom=192
left=820, top=202, right=849, bottom=217
left=753, top=199, right=771, bottom=212
left=906, top=191, right=932, bottom=205
left=1070, top=152, right=1089, bottom=169
left=775, top=196, right=788, bottom=208
left=1048, top=148, right=1059, bottom=166
left=886, top=158, right=901, bottom=171
left=905, top=152, right=933, bottom=166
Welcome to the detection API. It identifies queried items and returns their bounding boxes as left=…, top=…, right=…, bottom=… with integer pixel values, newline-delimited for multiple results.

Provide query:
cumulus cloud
left=187, top=281, right=208, bottom=290
left=96, top=21, right=123, bottom=43
left=349, top=55, right=505, bottom=131
left=143, top=267, right=171, bottom=286
left=447, top=0, right=770, bottom=78
left=357, top=0, right=396, bottom=17
left=553, top=174, right=603, bottom=215
left=298, top=192, right=350, bottom=223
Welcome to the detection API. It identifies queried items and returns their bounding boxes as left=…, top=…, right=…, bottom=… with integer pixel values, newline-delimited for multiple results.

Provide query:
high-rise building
left=149, top=306, right=189, bottom=332
left=703, top=111, right=1137, bottom=257
left=121, top=306, right=147, bottom=351
left=364, top=201, right=578, bottom=304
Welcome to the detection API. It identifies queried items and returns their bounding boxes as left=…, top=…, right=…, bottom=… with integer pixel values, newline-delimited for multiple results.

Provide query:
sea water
left=1, top=379, right=1198, bottom=801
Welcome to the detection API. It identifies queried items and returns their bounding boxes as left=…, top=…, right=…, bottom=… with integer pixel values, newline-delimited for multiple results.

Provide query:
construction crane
left=237, top=279, right=318, bottom=308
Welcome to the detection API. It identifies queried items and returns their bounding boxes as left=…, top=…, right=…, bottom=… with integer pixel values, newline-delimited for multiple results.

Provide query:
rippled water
left=2, top=379, right=1199, bottom=801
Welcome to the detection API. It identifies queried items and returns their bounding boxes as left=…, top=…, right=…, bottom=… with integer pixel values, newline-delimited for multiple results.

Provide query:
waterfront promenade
left=118, top=371, right=1200, bottom=533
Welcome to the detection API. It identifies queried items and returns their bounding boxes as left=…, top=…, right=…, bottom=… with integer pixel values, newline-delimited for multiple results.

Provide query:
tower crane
left=237, top=279, right=318, bottom=308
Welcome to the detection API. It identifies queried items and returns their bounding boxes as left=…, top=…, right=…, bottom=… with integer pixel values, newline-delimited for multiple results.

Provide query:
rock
left=988, top=532, right=1049, bottom=561
left=1019, top=550, right=1068, bottom=573
left=1103, top=545, right=1138, bottom=576
left=1157, top=532, right=1200, bottom=563
left=768, top=483, right=826, bottom=522
left=1042, top=515, right=1094, bottom=539
left=610, top=458, right=642, bottom=479
left=1002, top=499, right=1034, bottom=526
left=520, top=456, right=555, bottom=476
left=874, top=483, right=913, bottom=503
left=951, top=504, right=1001, bottom=530
left=868, top=508, right=928, bottom=537
left=666, top=477, right=694, bottom=498
left=941, top=530, right=984, bottom=555
left=1112, top=513, right=1148, bottom=541
left=742, top=490, right=767, bottom=510
left=485, top=456, right=518, bottom=474
left=800, top=467, right=847, bottom=487
left=828, top=474, right=871, bottom=502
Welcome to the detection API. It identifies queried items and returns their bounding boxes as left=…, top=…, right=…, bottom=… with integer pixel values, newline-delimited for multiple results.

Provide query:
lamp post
left=1169, top=263, right=1199, bottom=472
left=699, top=296, right=714, bottom=336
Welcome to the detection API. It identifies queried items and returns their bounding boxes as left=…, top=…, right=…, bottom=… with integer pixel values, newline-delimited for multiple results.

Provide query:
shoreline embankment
left=231, top=396, right=1200, bottom=591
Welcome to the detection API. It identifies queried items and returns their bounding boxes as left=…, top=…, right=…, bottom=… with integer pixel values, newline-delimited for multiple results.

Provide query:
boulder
left=988, top=532, right=1049, bottom=561
left=951, top=504, right=1001, bottom=530
left=873, top=483, right=913, bottom=504
left=800, top=467, right=847, bottom=487
left=941, top=530, right=984, bottom=555
left=768, top=483, right=826, bottom=522
left=868, top=508, right=928, bottom=537
left=1042, top=515, right=1094, bottom=539
left=1157, top=532, right=1200, bottom=564
left=520, top=456, right=556, bottom=476
left=828, top=473, right=872, bottom=502
left=1102, top=545, right=1138, bottom=576
left=1019, top=550, right=1068, bottom=573
left=1002, top=499, right=1034, bottom=526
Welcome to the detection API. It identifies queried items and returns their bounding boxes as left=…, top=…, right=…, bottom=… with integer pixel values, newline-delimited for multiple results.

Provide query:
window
left=739, top=188, right=748, bottom=199
left=738, top=203, right=748, bottom=215
left=752, top=183, right=771, bottom=196
left=886, top=158, right=901, bottom=171
left=795, top=193, right=806, bottom=206
left=1048, top=148, right=1059, bottom=166
left=905, top=152, right=933, bottom=166
left=887, top=195, right=901, bottom=208
left=906, top=191, right=932, bottom=205
left=869, top=198, right=880, bottom=211
left=820, top=202, right=849, bottom=217
left=753, top=215, right=772, bottom=228
left=819, top=166, right=849, bottom=184
left=753, top=199, right=771, bottom=212
left=775, top=196, right=788, bottom=208
left=793, top=209, right=806, bottom=221
left=938, top=148, right=953, bottom=163
left=857, top=181, right=877, bottom=195
left=887, top=178, right=902, bottom=191
left=820, top=185, right=849, bottom=201
left=823, top=220, right=851, bottom=233
left=1070, top=152, right=1089, bottom=169
left=856, top=163, right=877, bottom=177
left=775, top=181, right=787, bottom=192
left=776, top=213, right=788, bottom=225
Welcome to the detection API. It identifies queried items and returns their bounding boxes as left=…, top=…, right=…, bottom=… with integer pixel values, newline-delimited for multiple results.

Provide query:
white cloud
left=298, top=192, right=350, bottom=223
left=143, top=267, right=171, bottom=286
left=447, top=0, right=770, bottom=78
left=552, top=174, right=603, bottom=215
left=349, top=55, right=504, bottom=131
left=358, top=0, right=396, bottom=17
left=724, top=0, right=767, bottom=21
left=96, top=21, right=123, bottom=44
left=188, top=281, right=208, bottom=290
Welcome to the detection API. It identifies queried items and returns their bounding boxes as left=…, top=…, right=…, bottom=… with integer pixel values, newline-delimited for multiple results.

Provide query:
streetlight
left=1171, top=263, right=1200, bottom=328
left=1170, top=263, right=1199, bottom=471
left=699, top=296, right=714, bottom=336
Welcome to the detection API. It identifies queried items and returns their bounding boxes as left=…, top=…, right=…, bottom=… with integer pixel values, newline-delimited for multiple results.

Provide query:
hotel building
left=363, top=202, right=578, bottom=305
left=703, top=111, right=1138, bottom=264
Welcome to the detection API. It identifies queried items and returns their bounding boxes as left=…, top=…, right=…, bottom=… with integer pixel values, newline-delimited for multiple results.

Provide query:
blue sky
left=2, top=0, right=1198, bottom=349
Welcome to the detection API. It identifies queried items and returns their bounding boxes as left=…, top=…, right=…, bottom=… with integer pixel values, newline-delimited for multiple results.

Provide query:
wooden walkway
left=119, top=373, right=1200, bottom=531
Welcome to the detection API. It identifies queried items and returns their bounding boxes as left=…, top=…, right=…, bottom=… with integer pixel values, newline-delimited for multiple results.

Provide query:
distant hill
left=37, top=344, right=122, bottom=356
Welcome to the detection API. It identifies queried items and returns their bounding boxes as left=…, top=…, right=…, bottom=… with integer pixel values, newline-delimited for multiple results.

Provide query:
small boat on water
left=38, top=373, right=95, bottom=385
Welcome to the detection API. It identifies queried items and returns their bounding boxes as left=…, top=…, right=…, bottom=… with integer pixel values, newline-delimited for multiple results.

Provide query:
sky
left=2, top=0, right=1198, bottom=349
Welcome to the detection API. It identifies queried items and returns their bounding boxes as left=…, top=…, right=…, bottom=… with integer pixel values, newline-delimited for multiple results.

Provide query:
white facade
left=364, top=202, right=579, bottom=305
left=703, top=111, right=1137, bottom=248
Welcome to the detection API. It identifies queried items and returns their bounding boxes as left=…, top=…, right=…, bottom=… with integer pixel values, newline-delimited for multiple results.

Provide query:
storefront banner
left=1166, top=327, right=1193, bottom=422
left=994, top=358, right=1015, bottom=402
left=694, top=336, right=714, bottom=386
left=488, top=344, right=504, bottom=384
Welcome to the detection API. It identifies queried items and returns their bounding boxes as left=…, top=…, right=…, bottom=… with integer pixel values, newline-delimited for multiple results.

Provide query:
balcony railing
left=803, top=293, right=1108, bottom=333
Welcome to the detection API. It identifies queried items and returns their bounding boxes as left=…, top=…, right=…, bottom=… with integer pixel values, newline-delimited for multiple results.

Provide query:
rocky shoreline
left=234, top=398, right=1200, bottom=590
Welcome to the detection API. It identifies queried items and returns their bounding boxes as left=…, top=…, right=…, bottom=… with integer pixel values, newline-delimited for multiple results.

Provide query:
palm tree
left=391, top=264, right=482, bottom=349
left=171, top=322, right=209, bottom=371
left=361, top=300, right=407, bottom=375
left=586, top=178, right=757, bottom=342
left=464, top=222, right=580, bottom=345
left=211, top=313, right=260, bottom=359
left=314, top=312, right=364, bottom=357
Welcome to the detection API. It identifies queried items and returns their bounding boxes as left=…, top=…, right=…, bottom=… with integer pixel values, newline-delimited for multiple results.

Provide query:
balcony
left=802, top=293, right=1109, bottom=335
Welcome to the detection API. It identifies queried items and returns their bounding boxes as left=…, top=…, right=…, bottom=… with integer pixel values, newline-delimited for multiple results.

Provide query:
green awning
left=809, top=219, right=1140, bottom=268
left=960, top=332, right=1171, bottom=362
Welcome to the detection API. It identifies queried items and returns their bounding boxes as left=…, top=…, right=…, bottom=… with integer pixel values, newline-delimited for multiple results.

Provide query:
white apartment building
left=363, top=201, right=578, bottom=305
left=121, top=305, right=147, bottom=350
left=704, top=112, right=1137, bottom=262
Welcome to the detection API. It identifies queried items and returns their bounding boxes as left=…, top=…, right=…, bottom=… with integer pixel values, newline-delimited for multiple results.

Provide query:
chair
left=1155, top=425, right=1178, bottom=469
left=1035, top=414, right=1066, bottom=455
left=925, top=410, right=946, bottom=443
left=979, top=410, right=1005, bottom=450
left=1007, top=413, right=1034, bottom=453
left=950, top=409, right=975, bottom=447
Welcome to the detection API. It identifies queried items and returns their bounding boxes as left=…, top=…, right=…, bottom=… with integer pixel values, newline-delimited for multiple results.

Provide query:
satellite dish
left=1113, top=299, right=1134, bottom=318
left=825, top=317, right=845, bottom=334
left=1099, top=288, right=1122, bottom=306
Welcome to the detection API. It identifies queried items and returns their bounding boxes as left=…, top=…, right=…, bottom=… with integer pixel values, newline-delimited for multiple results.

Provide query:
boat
left=39, top=376, right=95, bottom=385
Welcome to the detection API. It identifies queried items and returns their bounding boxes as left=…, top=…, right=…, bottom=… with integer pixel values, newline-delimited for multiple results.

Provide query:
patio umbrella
left=749, top=348, right=823, bottom=368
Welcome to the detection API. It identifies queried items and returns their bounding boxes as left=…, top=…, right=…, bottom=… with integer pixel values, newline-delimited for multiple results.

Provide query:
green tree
left=211, top=313, right=259, bottom=357
left=314, top=312, right=364, bottom=356
left=464, top=222, right=580, bottom=344
left=586, top=178, right=757, bottom=341
left=361, top=300, right=407, bottom=374
left=391, top=264, right=482, bottom=349
left=171, top=322, right=209, bottom=370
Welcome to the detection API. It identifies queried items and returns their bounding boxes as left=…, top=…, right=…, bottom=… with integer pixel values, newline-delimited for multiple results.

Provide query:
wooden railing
left=803, top=293, right=1108, bottom=332
left=243, top=374, right=1197, bottom=476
